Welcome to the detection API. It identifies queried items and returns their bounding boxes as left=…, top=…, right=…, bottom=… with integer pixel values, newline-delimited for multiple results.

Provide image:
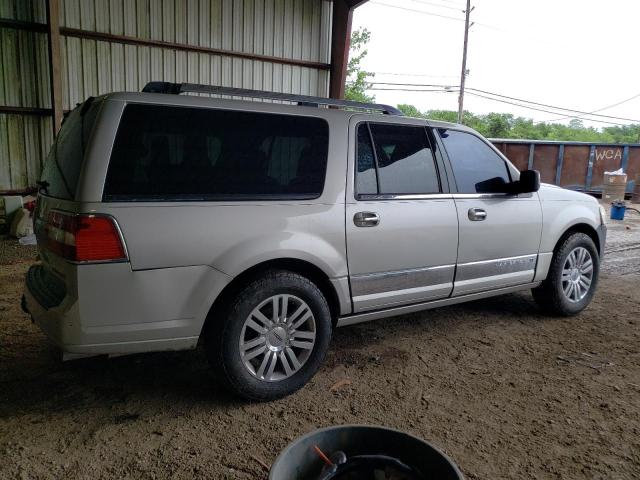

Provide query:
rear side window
left=40, top=98, right=102, bottom=199
left=438, top=129, right=511, bottom=193
left=103, top=104, right=329, bottom=201
left=355, top=123, right=440, bottom=196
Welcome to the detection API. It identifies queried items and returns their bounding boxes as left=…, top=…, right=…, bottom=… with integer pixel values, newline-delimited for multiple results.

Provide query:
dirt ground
left=1, top=204, right=639, bottom=480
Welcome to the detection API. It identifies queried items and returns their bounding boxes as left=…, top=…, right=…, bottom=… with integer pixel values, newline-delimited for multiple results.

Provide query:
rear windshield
left=103, top=104, right=330, bottom=201
left=40, top=98, right=103, bottom=199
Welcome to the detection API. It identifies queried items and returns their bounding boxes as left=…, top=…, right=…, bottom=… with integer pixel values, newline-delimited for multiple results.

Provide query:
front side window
left=355, top=123, right=440, bottom=196
left=438, top=129, right=511, bottom=193
left=103, top=104, right=329, bottom=201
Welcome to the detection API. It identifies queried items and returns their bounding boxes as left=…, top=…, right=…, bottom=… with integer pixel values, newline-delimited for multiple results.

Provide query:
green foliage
left=344, top=28, right=375, bottom=103
left=399, top=105, right=640, bottom=143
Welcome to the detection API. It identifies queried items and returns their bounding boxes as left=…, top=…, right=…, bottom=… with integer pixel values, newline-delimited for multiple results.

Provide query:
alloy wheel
left=561, top=247, right=594, bottom=303
left=238, top=294, right=316, bottom=382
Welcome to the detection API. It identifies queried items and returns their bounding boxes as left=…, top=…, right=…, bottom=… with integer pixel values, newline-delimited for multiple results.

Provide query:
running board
left=336, top=282, right=541, bottom=327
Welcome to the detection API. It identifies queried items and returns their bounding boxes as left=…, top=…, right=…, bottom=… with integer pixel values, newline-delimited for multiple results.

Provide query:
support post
left=528, top=143, right=535, bottom=170
left=586, top=145, right=596, bottom=190
left=555, top=144, right=565, bottom=186
left=457, top=0, right=472, bottom=124
left=46, top=0, right=63, bottom=135
left=329, top=0, right=354, bottom=99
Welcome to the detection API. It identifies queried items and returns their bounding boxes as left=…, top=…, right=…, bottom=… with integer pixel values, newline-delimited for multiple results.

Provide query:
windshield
left=39, top=98, right=103, bottom=199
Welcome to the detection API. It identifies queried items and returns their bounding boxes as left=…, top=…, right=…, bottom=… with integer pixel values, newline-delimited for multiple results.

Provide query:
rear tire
left=205, top=270, right=332, bottom=401
left=532, top=232, right=600, bottom=316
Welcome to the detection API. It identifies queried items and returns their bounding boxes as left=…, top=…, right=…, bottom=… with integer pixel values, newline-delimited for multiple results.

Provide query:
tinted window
left=438, top=129, right=511, bottom=193
left=40, top=98, right=102, bottom=199
left=356, top=124, right=377, bottom=195
left=103, top=104, right=329, bottom=201
left=367, top=123, right=440, bottom=195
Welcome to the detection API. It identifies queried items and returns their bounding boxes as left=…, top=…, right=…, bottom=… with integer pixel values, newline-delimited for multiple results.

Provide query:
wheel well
left=554, top=223, right=601, bottom=256
left=203, top=259, right=342, bottom=334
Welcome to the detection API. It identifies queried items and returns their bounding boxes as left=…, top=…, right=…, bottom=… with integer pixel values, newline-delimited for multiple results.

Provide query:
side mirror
left=514, top=169, right=540, bottom=194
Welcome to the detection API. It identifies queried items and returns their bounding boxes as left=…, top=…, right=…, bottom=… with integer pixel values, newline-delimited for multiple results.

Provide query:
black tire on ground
left=532, top=232, right=600, bottom=316
left=205, top=270, right=332, bottom=401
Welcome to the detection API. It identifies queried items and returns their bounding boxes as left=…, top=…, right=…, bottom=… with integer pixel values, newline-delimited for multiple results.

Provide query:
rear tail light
left=46, top=211, right=127, bottom=262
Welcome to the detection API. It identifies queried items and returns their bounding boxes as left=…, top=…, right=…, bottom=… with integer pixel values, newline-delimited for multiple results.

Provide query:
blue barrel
left=610, top=202, right=626, bottom=220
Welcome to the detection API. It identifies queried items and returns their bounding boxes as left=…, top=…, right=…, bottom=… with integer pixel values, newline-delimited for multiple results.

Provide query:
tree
left=344, top=28, right=375, bottom=103
left=392, top=104, right=639, bottom=143
left=397, top=104, right=423, bottom=117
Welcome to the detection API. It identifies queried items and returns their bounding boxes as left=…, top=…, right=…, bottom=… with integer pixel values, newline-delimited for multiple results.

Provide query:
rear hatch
left=32, top=97, right=126, bottom=306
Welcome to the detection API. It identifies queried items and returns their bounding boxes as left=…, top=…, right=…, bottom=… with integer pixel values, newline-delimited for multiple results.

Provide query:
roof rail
left=141, top=81, right=403, bottom=116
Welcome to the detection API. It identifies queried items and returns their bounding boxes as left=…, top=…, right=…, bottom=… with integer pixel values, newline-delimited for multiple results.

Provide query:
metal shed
left=0, top=0, right=367, bottom=193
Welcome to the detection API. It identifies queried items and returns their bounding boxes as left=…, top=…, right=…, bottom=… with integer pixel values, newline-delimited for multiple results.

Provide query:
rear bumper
left=23, top=265, right=72, bottom=347
left=23, top=263, right=232, bottom=356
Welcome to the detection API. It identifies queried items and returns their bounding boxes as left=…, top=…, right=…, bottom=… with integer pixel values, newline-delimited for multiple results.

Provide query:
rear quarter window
left=40, top=99, right=102, bottom=199
left=103, top=104, right=330, bottom=201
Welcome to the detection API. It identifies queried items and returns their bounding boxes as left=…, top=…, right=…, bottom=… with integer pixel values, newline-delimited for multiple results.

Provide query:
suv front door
left=436, top=128, right=543, bottom=296
left=345, top=118, right=459, bottom=313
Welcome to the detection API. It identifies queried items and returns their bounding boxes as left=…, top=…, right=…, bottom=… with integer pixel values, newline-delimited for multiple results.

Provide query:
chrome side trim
left=356, top=193, right=453, bottom=201
left=350, top=264, right=455, bottom=296
left=452, top=193, right=534, bottom=199
left=453, top=271, right=535, bottom=296
left=455, top=254, right=537, bottom=281
left=337, top=282, right=542, bottom=327
left=452, top=193, right=510, bottom=199
left=353, top=282, right=453, bottom=313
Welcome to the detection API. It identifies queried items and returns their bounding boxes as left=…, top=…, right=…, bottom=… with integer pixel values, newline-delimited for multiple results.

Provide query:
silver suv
left=23, top=82, right=606, bottom=400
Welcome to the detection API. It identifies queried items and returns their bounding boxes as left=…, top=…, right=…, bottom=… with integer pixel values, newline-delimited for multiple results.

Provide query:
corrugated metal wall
left=0, top=0, right=52, bottom=192
left=0, top=0, right=333, bottom=192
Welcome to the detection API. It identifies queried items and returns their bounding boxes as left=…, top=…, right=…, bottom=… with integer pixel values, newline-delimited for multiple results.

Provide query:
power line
left=370, top=82, right=455, bottom=88
left=370, top=1, right=465, bottom=22
left=545, top=92, right=640, bottom=122
left=407, top=0, right=465, bottom=12
left=464, top=91, right=636, bottom=126
left=368, top=82, right=640, bottom=123
left=370, top=87, right=457, bottom=92
left=415, top=0, right=467, bottom=7
left=372, top=71, right=459, bottom=79
left=369, top=1, right=500, bottom=30
left=366, top=84, right=636, bottom=126
left=466, top=87, right=640, bottom=123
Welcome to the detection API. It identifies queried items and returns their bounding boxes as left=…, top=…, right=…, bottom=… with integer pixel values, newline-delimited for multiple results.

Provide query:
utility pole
left=457, top=0, right=473, bottom=124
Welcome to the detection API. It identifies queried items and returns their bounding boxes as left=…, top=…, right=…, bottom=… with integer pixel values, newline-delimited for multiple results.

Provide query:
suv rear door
left=345, top=117, right=459, bottom=313
left=435, top=127, right=543, bottom=295
left=34, top=98, right=104, bottom=275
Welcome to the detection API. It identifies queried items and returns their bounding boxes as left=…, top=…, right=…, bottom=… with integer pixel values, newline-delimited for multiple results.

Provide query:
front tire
left=532, top=232, right=600, bottom=316
left=205, top=270, right=332, bottom=401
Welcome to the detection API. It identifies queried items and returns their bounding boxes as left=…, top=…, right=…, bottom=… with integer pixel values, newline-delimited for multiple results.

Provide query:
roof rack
left=141, top=81, right=403, bottom=116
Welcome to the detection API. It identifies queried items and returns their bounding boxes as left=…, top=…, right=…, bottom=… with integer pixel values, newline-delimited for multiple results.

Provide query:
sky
left=351, top=0, right=640, bottom=128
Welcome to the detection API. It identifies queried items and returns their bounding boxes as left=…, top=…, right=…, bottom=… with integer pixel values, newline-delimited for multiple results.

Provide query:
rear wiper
left=36, top=180, right=50, bottom=194
left=53, top=142, right=74, bottom=198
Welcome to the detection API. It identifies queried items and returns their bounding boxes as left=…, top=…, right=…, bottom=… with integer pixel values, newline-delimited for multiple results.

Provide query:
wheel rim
left=561, top=247, right=594, bottom=303
left=239, top=294, right=316, bottom=382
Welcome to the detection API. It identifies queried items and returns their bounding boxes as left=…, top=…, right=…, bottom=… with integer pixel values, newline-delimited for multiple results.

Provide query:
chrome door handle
left=468, top=208, right=487, bottom=221
left=354, top=211, right=380, bottom=227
